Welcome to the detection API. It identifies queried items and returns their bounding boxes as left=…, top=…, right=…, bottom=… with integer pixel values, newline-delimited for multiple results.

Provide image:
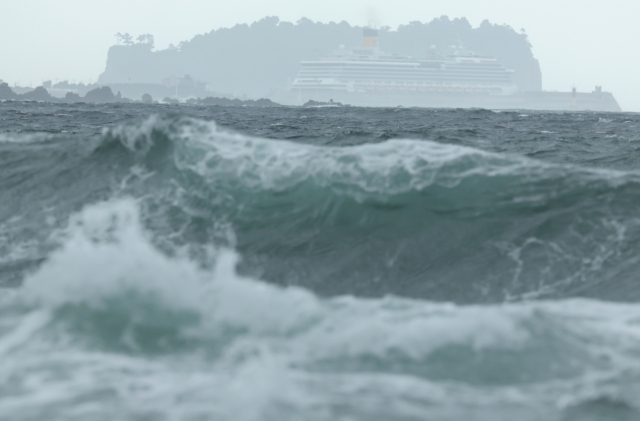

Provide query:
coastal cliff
left=98, top=16, right=542, bottom=98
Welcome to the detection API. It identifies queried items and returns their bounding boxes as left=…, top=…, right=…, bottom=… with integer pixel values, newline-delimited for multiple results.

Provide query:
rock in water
left=65, top=92, right=81, bottom=102
left=84, top=86, right=117, bottom=103
left=0, top=83, right=18, bottom=100
left=197, top=96, right=281, bottom=107
left=302, top=99, right=344, bottom=107
left=20, top=86, right=52, bottom=101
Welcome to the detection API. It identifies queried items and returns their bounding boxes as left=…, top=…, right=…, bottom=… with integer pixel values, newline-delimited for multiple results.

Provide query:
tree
left=121, top=33, right=134, bottom=45
left=98, top=16, right=542, bottom=93
left=136, top=34, right=155, bottom=49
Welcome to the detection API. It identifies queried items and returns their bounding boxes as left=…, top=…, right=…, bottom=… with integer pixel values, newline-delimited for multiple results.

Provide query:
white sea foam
left=19, top=198, right=530, bottom=354
left=0, top=132, right=52, bottom=143
left=102, top=115, right=640, bottom=206
left=1, top=198, right=640, bottom=420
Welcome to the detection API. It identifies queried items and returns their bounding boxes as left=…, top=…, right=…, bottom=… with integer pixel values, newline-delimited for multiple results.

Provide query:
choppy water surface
left=2, top=101, right=640, bottom=420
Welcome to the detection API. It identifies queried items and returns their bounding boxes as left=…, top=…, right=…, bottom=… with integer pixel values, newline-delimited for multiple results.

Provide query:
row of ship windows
left=300, top=65, right=507, bottom=72
left=294, top=83, right=508, bottom=89
left=294, top=84, right=510, bottom=90
left=294, top=80, right=511, bottom=86
left=291, top=85, right=506, bottom=93
left=296, top=79, right=512, bottom=83
left=296, top=76, right=512, bottom=82
left=298, top=72, right=512, bottom=78
left=299, top=66, right=508, bottom=71
left=301, top=62, right=503, bottom=68
left=300, top=67, right=507, bottom=72
left=299, top=66, right=506, bottom=72
left=293, top=83, right=503, bottom=87
left=298, top=70, right=510, bottom=76
left=298, top=69, right=511, bottom=75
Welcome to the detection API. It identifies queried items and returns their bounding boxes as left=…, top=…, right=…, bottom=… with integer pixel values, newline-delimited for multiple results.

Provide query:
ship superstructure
left=273, top=28, right=621, bottom=111
left=290, top=28, right=517, bottom=100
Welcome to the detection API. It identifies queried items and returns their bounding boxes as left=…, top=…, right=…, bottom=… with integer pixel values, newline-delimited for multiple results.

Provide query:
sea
left=1, top=100, right=640, bottom=421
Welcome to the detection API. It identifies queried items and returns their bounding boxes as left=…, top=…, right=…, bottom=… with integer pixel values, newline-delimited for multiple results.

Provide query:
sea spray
left=3, top=103, right=640, bottom=420
left=0, top=199, right=639, bottom=420
left=3, top=114, right=640, bottom=301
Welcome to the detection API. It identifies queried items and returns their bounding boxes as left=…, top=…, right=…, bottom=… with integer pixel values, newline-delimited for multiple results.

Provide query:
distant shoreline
left=0, top=83, right=281, bottom=107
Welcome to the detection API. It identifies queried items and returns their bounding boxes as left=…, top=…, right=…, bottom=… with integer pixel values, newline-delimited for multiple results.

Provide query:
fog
left=2, top=0, right=640, bottom=110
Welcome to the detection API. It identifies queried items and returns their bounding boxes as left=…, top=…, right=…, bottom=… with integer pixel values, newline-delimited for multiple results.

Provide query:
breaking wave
left=4, top=114, right=640, bottom=301
left=3, top=112, right=640, bottom=420
left=1, top=198, right=639, bottom=420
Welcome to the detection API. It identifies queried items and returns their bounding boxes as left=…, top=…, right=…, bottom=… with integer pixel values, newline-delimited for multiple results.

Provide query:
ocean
left=1, top=101, right=640, bottom=420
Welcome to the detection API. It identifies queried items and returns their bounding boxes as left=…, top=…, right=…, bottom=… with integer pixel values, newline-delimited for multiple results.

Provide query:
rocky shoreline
left=0, top=82, right=280, bottom=107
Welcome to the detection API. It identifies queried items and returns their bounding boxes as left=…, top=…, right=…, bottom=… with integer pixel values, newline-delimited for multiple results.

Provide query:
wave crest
left=2, top=199, right=640, bottom=419
left=5, top=114, right=640, bottom=302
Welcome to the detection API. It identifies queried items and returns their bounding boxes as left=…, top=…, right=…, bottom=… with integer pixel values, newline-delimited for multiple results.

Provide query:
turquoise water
left=1, top=103, right=640, bottom=420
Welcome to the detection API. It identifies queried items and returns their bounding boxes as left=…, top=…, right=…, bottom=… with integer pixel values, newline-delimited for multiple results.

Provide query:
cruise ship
left=273, top=28, right=621, bottom=111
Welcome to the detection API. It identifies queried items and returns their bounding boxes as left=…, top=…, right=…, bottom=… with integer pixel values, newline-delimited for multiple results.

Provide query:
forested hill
left=98, top=16, right=542, bottom=98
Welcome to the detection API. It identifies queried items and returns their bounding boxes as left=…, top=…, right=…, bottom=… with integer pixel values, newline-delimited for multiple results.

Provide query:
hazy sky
left=2, top=0, right=640, bottom=110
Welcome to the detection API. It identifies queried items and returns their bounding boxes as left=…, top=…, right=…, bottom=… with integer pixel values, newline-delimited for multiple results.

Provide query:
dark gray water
left=1, top=101, right=640, bottom=420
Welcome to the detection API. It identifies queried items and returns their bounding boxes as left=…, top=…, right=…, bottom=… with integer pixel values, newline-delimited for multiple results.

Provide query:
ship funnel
left=363, top=27, right=378, bottom=49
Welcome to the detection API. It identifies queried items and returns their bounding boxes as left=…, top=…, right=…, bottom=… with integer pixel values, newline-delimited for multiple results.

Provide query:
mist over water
left=1, top=101, right=640, bottom=420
